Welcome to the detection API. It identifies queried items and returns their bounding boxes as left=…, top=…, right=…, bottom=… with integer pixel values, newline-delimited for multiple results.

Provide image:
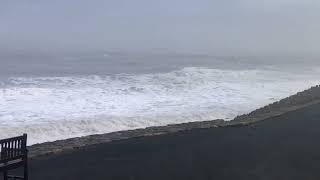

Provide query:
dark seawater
left=0, top=52, right=319, bottom=144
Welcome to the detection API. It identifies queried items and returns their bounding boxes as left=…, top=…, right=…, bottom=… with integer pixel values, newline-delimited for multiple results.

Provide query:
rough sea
left=1, top=52, right=319, bottom=145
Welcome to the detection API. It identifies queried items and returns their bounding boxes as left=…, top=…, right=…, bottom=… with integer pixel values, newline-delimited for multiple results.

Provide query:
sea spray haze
left=1, top=0, right=320, bottom=144
left=0, top=54, right=319, bottom=144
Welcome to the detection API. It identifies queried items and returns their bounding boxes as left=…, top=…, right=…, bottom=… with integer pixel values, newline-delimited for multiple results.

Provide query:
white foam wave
left=0, top=67, right=319, bottom=144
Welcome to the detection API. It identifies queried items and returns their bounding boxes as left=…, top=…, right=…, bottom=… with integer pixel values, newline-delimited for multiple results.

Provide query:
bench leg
left=24, top=158, right=28, bottom=180
left=3, top=171, right=8, bottom=180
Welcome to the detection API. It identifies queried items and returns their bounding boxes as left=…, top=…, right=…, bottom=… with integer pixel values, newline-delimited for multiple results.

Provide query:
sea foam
left=0, top=67, right=319, bottom=145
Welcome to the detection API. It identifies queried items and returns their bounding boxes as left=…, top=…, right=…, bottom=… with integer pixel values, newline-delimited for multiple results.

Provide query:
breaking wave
left=0, top=67, right=319, bottom=145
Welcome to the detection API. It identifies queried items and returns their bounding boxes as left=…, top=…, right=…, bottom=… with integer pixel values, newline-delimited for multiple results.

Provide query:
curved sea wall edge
left=29, top=85, right=320, bottom=158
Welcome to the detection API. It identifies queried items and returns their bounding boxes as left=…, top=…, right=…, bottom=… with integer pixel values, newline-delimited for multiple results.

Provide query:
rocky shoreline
left=29, top=85, right=320, bottom=158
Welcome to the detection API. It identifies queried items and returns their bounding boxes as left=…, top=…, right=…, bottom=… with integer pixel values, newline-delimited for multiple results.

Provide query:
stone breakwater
left=29, top=85, right=320, bottom=158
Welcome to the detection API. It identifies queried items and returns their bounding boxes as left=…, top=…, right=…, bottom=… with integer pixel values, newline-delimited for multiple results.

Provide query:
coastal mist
left=3, top=1, right=320, bottom=180
left=0, top=54, right=319, bottom=145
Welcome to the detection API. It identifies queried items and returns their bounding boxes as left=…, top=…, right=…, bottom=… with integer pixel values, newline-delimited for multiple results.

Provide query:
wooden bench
left=0, top=134, right=28, bottom=180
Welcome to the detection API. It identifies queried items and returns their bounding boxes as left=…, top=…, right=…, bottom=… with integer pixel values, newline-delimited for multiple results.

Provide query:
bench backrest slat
left=0, top=134, right=27, bottom=164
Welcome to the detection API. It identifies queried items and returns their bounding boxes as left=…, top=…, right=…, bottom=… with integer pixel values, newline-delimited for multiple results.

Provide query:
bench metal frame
left=0, top=134, right=28, bottom=180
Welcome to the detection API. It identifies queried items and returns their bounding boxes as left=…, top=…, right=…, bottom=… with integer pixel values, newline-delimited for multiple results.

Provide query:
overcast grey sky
left=1, top=0, right=320, bottom=56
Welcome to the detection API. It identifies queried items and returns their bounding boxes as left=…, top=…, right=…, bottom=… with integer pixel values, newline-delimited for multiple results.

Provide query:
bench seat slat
left=0, top=159, right=24, bottom=171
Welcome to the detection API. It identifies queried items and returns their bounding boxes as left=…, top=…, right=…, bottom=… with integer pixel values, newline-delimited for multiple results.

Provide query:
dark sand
left=20, top=102, right=320, bottom=180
